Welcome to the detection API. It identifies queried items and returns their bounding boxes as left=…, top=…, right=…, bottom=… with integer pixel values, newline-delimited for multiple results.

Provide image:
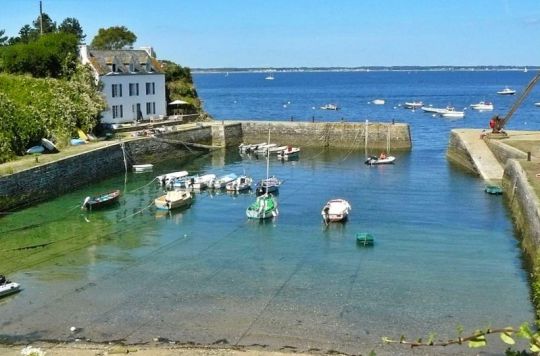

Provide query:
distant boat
left=155, top=190, right=193, bottom=210
left=534, top=102, right=540, bottom=107
left=497, top=87, right=516, bottom=95
left=265, top=74, right=275, bottom=80
left=157, top=171, right=189, bottom=186
left=255, top=176, right=281, bottom=196
left=321, top=199, right=351, bottom=223
left=225, top=175, right=252, bottom=192
left=441, top=108, right=465, bottom=119
left=470, top=101, right=494, bottom=111
left=188, top=174, right=216, bottom=190
left=211, top=173, right=238, bottom=189
left=277, top=146, right=300, bottom=160
left=404, top=101, right=423, bottom=109
left=320, top=103, right=339, bottom=110
left=365, top=155, right=396, bottom=165
left=421, top=105, right=453, bottom=114
left=372, top=99, right=385, bottom=105
left=524, top=67, right=528, bottom=73
left=81, top=190, right=121, bottom=210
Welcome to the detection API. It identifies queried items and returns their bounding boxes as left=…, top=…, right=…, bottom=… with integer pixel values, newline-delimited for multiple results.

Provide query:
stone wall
left=502, top=160, right=540, bottom=258
left=239, top=121, right=411, bottom=150
left=485, top=139, right=528, bottom=164
left=446, top=130, right=479, bottom=175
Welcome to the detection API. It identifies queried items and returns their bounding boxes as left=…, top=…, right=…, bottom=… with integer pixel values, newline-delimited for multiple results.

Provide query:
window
left=146, top=102, right=156, bottom=115
left=129, top=83, right=139, bottom=96
left=112, top=105, right=123, bottom=119
left=145, top=82, right=155, bottom=95
left=112, top=84, right=122, bottom=98
left=112, top=63, right=117, bottom=72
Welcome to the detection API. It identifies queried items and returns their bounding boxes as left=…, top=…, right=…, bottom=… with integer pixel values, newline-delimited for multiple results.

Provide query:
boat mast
left=265, top=128, right=270, bottom=195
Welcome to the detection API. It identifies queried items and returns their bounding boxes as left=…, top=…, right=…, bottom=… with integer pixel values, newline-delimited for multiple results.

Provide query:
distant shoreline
left=192, top=66, right=537, bottom=74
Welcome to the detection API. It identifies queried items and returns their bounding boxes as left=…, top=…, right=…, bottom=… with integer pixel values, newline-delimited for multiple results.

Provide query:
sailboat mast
left=265, top=129, right=270, bottom=195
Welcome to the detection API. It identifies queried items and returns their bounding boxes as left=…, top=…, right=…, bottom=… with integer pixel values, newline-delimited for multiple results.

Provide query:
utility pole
left=39, top=0, right=43, bottom=35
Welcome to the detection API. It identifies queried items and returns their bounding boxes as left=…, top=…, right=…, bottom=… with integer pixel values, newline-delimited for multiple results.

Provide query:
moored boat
left=356, top=233, right=374, bottom=246
left=321, top=199, right=351, bottom=223
left=0, top=275, right=21, bottom=298
left=246, top=193, right=278, bottom=219
left=404, top=101, right=423, bottom=109
left=255, top=176, right=281, bottom=196
left=226, top=175, right=253, bottom=192
left=365, top=155, right=396, bottom=165
left=497, top=87, right=516, bottom=95
left=441, top=109, right=465, bottom=118
left=157, top=171, right=189, bottom=186
left=470, top=101, right=494, bottom=111
left=155, top=190, right=193, bottom=210
left=421, top=105, right=453, bottom=114
left=372, top=99, right=385, bottom=105
left=212, top=173, right=238, bottom=189
left=81, top=190, right=121, bottom=210
left=534, top=102, right=540, bottom=107
left=277, top=146, right=300, bottom=160
left=320, top=103, right=339, bottom=110
left=188, top=174, right=216, bottom=189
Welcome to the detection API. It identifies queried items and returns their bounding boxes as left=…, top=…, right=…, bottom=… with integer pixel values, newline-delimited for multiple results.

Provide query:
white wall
left=100, top=73, right=166, bottom=124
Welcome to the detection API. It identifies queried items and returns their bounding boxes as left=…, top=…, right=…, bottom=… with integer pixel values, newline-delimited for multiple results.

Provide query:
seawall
left=0, top=120, right=410, bottom=211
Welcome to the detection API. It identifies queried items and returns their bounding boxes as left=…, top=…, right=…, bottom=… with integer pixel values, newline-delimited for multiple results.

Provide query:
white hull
left=157, top=171, right=189, bottom=185
left=372, top=99, right=385, bottom=105
left=441, top=111, right=465, bottom=118
left=155, top=190, right=192, bottom=210
left=404, top=102, right=423, bottom=109
left=365, top=156, right=395, bottom=165
left=497, top=88, right=516, bottom=95
left=0, top=282, right=21, bottom=298
left=421, top=106, right=451, bottom=114
left=189, top=174, right=216, bottom=189
left=212, top=173, right=238, bottom=189
left=321, top=199, right=351, bottom=223
left=133, top=164, right=153, bottom=172
left=470, top=102, right=493, bottom=111
left=226, top=176, right=252, bottom=192
left=277, top=147, right=300, bottom=159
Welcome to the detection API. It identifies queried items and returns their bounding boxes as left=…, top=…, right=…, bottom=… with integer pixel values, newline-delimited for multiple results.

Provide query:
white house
left=79, top=45, right=166, bottom=124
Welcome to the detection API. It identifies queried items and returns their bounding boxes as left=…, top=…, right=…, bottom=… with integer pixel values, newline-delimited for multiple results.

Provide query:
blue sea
left=0, top=70, right=538, bottom=354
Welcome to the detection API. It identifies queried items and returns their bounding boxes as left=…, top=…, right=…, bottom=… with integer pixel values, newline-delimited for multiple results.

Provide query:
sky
left=1, top=0, right=539, bottom=68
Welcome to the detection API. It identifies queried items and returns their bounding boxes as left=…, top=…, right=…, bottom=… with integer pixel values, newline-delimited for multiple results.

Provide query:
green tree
left=18, top=24, right=38, bottom=44
left=32, top=13, right=56, bottom=34
left=58, top=17, right=85, bottom=42
left=0, top=30, right=8, bottom=46
left=2, top=32, right=78, bottom=78
left=90, top=26, right=136, bottom=50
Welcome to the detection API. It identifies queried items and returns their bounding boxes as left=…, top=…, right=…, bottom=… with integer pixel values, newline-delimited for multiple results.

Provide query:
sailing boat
left=246, top=130, right=279, bottom=219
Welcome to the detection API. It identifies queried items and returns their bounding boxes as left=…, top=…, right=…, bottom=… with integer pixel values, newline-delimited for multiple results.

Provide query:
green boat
left=356, top=233, right=374, bottom=246
left=246, top=194, right=278, bottom=219
left=485, top=185, right=503, bottom=195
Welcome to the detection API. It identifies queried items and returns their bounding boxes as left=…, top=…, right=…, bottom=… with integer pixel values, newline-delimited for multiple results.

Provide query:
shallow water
left=0, top=70, right=538, bottom=354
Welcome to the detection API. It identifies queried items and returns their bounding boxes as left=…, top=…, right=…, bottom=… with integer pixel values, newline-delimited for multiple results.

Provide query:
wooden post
left=528, top=152, right=531, bottom=161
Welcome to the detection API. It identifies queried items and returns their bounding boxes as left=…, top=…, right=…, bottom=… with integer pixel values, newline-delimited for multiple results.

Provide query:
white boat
left=154, top=190, right=193, bottom=210
left=277, top=146, right=300, bottom=159
left=497, top=87, right=516, bottom=95
left=226, top=175, right=253, bottom=192
left=254, top=143, right=277, bottom=154
left=441, top=109, right=465, bottom=118
left=265, top=74, right=275, bottom=80
left=188, top=174, right=216, bottom=189
left=172, top=175, right=198, bottom=189
left=157, top=170, right=189, bottom=186
left=239, top=142, right=266, bottom=153
left=404, top=101, right=423, bottom=109
left=534, top=102, right=540, bottom=107
left=321, top=199, right=351, bottom=223
left=320, top=103, right=339, bottom=110
left=372, top=99, right=385, bottom=105
left=364, top=155, right=396, bottom=165
left=212, top=173, right=238, bottom=189
left=470, top=101, right=494, bottom=111
left=0, top=275, right=21, bottom=298
left=41, top=138, right=59, bottom=152
left=267, top=145, right=288, bottom=154
left=26, top=145, right=45, bottom=154
left=421, top=105, right=453, bottom=114
left=255, top=176, right=281, bottom=196
left=133, top=164, right=153, bottom=173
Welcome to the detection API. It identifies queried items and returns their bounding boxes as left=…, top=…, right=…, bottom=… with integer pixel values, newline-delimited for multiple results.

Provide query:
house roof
left=87, top=49, right=164, bottom=76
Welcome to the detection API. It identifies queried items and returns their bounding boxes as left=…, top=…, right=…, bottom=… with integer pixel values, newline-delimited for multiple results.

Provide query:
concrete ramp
left=454, top=130, right=504, bottom=184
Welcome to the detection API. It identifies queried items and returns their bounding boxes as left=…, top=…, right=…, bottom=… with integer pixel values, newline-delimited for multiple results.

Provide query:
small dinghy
left=485, top=185, right=503, bottom=195
left=26, top=145, right=45, bottom=154
left=41, top=138, right=59, bottom=152
left=133, top=164, right=153, bottom=173
left=322, top=199, right=351, bottom=223
left=157, top=171, right=189, bottom=186
left=70, top=138, right=86, bottom=145
left=188, top=174, right=216, bottom=190
left=255, top=176, right=281, bottom=196
left=365, top=155, right=396, bottom=165
left=0, top=275, right=21, bottom=298
left=155, top=190, right=193, bottom=210
left=277, top=146, right=300, bottom=160
left=81, top=190, right=121, bottom=210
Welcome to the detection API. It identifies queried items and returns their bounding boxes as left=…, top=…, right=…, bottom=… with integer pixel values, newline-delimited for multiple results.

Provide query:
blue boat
left=26, top=145, right=45, bottom=154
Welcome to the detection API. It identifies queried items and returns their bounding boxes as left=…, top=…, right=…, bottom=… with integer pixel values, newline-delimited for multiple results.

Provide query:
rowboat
left=41, top=138, right=59, bottom=152
left=277, top=146, right=300, bottom=160
left=321, top=199, right=351, bottom=223
left=0, top=275, right=21, bottom=298
left=26, top=145, right=45, bottom=154
left=155, top=190, right=193, bottom=210
left=81, top=190, right=121, bottom=210
left=133, top=164, right=153, bottom=173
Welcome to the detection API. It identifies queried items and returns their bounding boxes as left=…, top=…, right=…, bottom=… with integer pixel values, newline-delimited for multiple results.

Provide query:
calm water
left=1, top=71, right=539, bottom=354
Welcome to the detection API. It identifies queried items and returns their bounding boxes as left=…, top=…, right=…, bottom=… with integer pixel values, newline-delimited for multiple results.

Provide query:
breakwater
left=0, top=120, right=410, bottom=211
